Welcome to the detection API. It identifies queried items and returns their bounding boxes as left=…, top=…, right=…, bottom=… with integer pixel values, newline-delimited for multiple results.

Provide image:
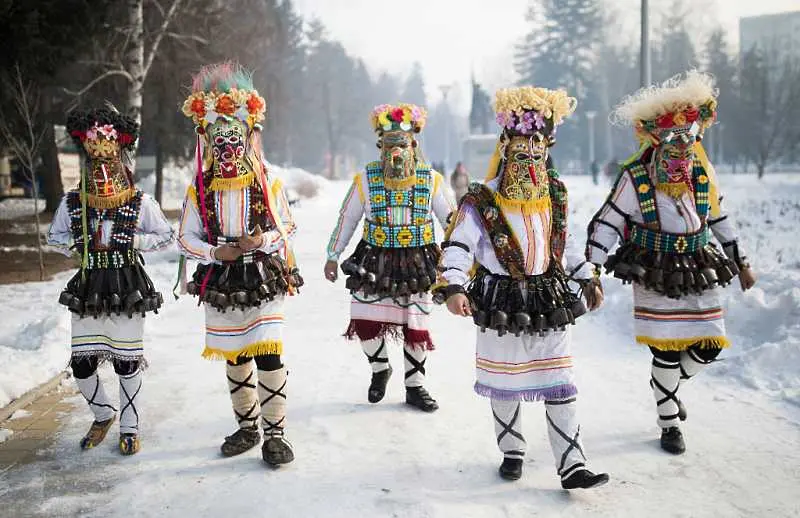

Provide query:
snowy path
left=1, top=178, right=799, bottom=517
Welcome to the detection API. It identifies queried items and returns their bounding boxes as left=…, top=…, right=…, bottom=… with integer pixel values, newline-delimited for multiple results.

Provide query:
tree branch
left=62, top=68, right=136, bottom=97
left=142, top=0, right=184, bottom=78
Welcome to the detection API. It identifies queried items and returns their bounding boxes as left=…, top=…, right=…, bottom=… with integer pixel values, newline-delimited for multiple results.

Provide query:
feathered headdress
left=182, top=62, right=267, bottom=132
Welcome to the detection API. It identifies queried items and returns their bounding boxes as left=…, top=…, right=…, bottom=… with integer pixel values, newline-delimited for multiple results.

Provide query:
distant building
left=739, top=10, right=800, bottom=63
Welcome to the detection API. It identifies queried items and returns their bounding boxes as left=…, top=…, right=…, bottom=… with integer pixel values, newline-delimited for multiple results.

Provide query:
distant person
left=605, top=157, right=620, bottom=182
left=450, top=161, right=470, bottom=202
left=47, top=106, right=174, bottom=456
left=590, top=160, right=599, bottom=185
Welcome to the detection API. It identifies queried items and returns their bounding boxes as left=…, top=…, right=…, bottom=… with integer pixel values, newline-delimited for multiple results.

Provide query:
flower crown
left=66, top=107, right=139, bottom=150
left=494, top=87, right=577, bottom=136
left=635, top=100, right=717, bottom=143
left=182, top=88, right=266, bottom=132
left=612, top=71, right=719, bottom=144
left=370, top=103, right=427, bottom=133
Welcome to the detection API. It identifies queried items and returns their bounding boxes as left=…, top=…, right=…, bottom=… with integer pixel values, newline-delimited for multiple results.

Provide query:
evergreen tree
left=401, top=62, right=427, bottom=107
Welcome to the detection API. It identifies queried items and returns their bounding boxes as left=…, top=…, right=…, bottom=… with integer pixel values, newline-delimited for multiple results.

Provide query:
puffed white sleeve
left=708, top=191, right=747, bottom=267
left=133, top=193, right=175, bottom=252
left=431, top=171, right=455, bottom=228
left=258, top=178, right=297, bottom=255
left=441, top=203, right=483, bottom=287
left=177, top=185, right=216, bottom=264
left=585, top=172, right=639, bottom=265
left=326, top=174, right=366, bottom=261
left=46, top=196, right=74, bottom=257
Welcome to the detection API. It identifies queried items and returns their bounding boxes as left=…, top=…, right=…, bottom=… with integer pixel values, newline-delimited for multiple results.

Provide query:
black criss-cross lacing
left=366, top=339, right=389, bottom=366
left=545, top=403, right=585, bottom=476
left=82, top=375, right=117, bottom=414
left=681, top=347, right=718, bottom=380
left=119, top=372, right=141, bottom=432
left=403, top=349, right=426, bottom=381
left=651, top=359, right=681, bottom=422
left=493, top=402, right=525, bottom=447
left=259, top=377, right=287, bottom=436
left=228, top=370, right=258, bottom=426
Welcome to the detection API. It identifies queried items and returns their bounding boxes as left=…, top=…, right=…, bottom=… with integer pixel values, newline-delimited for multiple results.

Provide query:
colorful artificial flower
left=370, top=103, right=427, bottom=132
left=656, top=113, right=675, bottom=129
left=684, top=108, right=699, bottom=123
left=215, top=95, right=236, bottom=116
left=673, top=112, right=687, bottom=125
left=390, top=108, right=405, bottom=123
left=246, top=93, right=265, bottom=115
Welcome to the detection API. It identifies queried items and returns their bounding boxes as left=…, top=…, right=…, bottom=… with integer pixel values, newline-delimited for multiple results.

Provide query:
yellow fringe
left=484, top=140, right=504, bottom=182
left=186, top=185, right=198, bottom=207
left=494, top=192, right=552, bottom=215
left=270, top=176, right=284, bottom=196
left=201, top=340, right=284, bottom=362
left=209, top=171, right=256, bottom=192
left=636, top=335, right=731, bottom=351
left=432, top=170, right=443, bottom=196
left=384, top=175, right=417, bottom=191
left=353, top=174, right=365, bottom=203
left=655, top=182, right=691, bottom=199
left=86, top=188, right=135, bottom=209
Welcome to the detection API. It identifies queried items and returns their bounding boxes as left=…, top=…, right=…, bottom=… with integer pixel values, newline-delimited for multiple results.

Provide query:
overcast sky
left=293, top=0, right=799, bottom=113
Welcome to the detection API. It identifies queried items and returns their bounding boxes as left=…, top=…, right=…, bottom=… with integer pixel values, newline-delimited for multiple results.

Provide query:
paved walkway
left=0, top=381, right=76, bottom=475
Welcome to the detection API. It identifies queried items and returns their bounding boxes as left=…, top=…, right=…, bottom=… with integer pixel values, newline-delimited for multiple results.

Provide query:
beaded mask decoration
left=184, top=63, right=267, bottom=189
left=612, top=70, right=719, bottom=199
left=371, top=104, right=428, bottom=189
left=487, top=87, right=576, bottom=205
left=67, top=107, right=138, bottom=209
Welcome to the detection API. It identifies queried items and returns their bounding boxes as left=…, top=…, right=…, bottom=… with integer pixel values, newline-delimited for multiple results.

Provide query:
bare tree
left=64, top=0, right=186, bottom=160
left=0, top=65, right=48, bottom=281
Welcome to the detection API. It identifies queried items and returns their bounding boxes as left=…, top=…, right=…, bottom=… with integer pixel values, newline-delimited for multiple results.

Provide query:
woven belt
left=86, top=249, right=137, bottom=270
left=629, top=224, right=709, bottom=253
left=362, top=220, right=435, bottom=248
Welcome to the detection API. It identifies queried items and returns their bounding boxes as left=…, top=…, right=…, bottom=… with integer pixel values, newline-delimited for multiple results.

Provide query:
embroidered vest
left=66, top=190, right=141, bottom=269
left=195, top=175, right=273, bottom=245
left=362, top=162, right=436, bottom=248
left=625, top=157, right=710, bottom=253
left=460, top=174, right=568, bottom=280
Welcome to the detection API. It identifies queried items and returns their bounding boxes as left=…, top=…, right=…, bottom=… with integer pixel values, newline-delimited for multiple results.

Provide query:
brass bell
left=533, top=314, right=548, bottom=336
left=214, top=292, right=230, bottom=309
left=548, top=308, right=569, bottom=329
left=571, top=299, right=587, bottom=319
left=717, top=265, right=734, bottom=286
left=68, top=295, right=84, bottom=314
left=408, top=278, right=419, bottom=294
left=232, top=291, right=249, bottom=306
left=473, top=309, right=489, bottom=332
left=59, top=291, right=74, bottom=307
left=701, top=267, right=718, bottom=286
left=186, top=281, right=198, bottom=295
left=629, top=264, right=647, bottom=283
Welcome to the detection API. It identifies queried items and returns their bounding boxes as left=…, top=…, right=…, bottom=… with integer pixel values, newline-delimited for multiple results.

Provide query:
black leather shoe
left=561, top=468, right=610, bottom=489
left=262, top=434, right=295, bottom=466
left=660, top=426, right=686, bottom=454
left=498, top=457, right=523, bottom=481
left=368, top=366, right=393, bottom=403
left=405, top=386, right=439, bottom=412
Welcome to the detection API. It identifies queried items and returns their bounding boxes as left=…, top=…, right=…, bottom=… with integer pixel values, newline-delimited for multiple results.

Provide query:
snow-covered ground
left=0, top=174, right=799, bottom=517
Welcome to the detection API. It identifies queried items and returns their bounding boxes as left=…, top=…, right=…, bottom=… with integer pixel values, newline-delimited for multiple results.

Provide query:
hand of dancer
left=582, top=278, right=604, bottom=311
left=213, top=245, right=243, bottom=262
left=446, top=292, right=472, bottom=317
left=739, top=266, right=757, bottom=292
left=239, top=224, right=264, bottom=252
left=324, top=260, right=338, bottom=282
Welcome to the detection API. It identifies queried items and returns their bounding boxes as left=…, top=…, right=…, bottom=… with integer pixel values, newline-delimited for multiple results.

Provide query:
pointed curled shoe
left=220, top=425, right=261, bottom=457
left=119, top=433, right=141, bottom=456
left=498, top=457, right=523, bottom=481
left=405, top=386, right=439, bottom=412
left=262, top=434, right=295, bottom=466
left=561, top=468, right=610, bottom=490
left=660, top=426, right=686, bottom=454
left=80, top=416, right=116, bottom=450
left=368, top=365, right=393, bottom=404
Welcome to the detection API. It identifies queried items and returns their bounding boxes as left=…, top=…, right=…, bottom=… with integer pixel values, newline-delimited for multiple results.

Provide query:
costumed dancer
left=177, top=63, right=303, bottom=466
left=434, top=87, right=609, bottom=489
left=585, top=71, right=756, bottom=454
left=47, top=107, right=174, bottom=455
left=324, top=104, right=454, bottom=412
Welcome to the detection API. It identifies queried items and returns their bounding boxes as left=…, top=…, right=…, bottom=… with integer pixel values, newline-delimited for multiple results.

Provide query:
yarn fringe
left=86, top=189, right=135, bottom=209
left=494, top=192, right=551, bottom=215
left=474, top=382, right=577, bottom=402
left=69, top=350, right=149, bottom=371
left=202, top=340, right=283, bottom=362
left=383, top=175, right=418, bottom=191
left=636, top=335, right=731, bottom=351
left=209, top=171, right=255, bottom=192
left=343, top=319, right=435, bottom=350
left=655, top=182, right=692, bottom=199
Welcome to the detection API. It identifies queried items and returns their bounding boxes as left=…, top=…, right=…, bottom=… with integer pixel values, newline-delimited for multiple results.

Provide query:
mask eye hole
left=214, top=136, right=225, bottom=145
left=227, top=135, right=240, bottom=144
left=514, top=152, right=529, bottom=161
left=531, top=153, right=544, bottom=162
